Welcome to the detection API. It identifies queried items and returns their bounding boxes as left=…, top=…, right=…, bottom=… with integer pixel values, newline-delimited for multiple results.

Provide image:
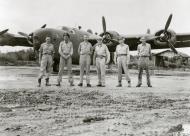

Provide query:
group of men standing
left=37, top=33, right=152, bottom=88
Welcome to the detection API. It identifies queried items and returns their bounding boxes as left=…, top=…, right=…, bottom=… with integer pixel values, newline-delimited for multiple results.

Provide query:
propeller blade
left=27, top=40, right=33, bottom=45
left=146, top=35, right=161, bottom=41
left=41, top=24, right=46, bottom=28
left=164, top=14, right=172, bottom=32
left=29, top=32, right=33, bottom=37
left=18, top=32, right=33, bottom=45
left=18, top=32, right=29, bottom=38
left=110, top=39, right=119, bottom=44
left=167, top=40, right=178, bottom=54
left=102, top=16, right=106, bottom=34
left=0, top=29, right=9, bottom=35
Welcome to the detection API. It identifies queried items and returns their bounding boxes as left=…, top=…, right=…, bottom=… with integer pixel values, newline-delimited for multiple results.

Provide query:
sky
left=0, top=0, right=190, bottom=54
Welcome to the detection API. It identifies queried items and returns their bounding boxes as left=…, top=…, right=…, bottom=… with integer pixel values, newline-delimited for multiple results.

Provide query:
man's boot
left=38, top=78, right=41, bottom=87
left=70, top=82, right=74, bottom=86
left=87, top=84, right=91, bottom=87
left=128, top=80, right=131, bottom=87
left=78, top=83, right=83, bottom=87
left=45, top=78, right=51, bottom=86
left=56, top=82, right=61, bottom=86
left=136, top=83, right=142, bottom=87
left=116, top=81, right=122, bottom=87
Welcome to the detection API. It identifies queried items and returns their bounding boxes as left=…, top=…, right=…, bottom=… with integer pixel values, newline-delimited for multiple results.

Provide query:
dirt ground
left=0, top=66, right=190, bottom=136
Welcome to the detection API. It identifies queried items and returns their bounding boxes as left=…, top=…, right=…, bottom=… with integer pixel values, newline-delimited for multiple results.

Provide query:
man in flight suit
left=136, top=36, right=152, bottom=87
left=115, top=37, right=131, bottom=87
left=93, top=38, right=110, bottom=87
left=78, top=35, right=93, bottom=87
left=56, top=33, right=74, bottom=86
left=38, top=37, right=55, bottom=87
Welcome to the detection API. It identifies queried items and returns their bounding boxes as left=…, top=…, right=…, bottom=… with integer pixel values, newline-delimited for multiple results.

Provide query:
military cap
left=140, top=36, right=147, bottom=42
left=63, top=33, right=70, bottom=38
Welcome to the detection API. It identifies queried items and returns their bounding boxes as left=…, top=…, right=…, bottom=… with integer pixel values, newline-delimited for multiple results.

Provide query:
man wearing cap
left=56, top=33, right=74, bottom=86
left=136, top=36, right=152, bottom=87
left=38, top=37, right=55, bottom=87
left=78, top=35, right=93, bottom=87
left=115, top=37, right=131, bottom=87
left=93, top=38, right=110, bottom=87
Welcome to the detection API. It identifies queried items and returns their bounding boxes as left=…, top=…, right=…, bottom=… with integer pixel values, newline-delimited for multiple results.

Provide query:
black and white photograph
left=0, top=0, right=190, bottom=135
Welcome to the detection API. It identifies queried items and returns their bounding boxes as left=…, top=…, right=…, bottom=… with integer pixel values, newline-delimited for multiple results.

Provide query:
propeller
left=164, top=14, right=172, bottom=33
left=163, top=14, right=178, bottom=53
left=0, top=29, right=9, bottom=35
left=18, top=32, right=29, bottom=38
left=154, top=14, right=178, bottom=54
left=102, top=16, right=106, bottom=34
left=18, top=24, right=46, bottom=45
left=101, top=16, right=119, bottom=44
left=18, top=32, right=33, bottom=45
left=167, top=40, right=178, bottom=54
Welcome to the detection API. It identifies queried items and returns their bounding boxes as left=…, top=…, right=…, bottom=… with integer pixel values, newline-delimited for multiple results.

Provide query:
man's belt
left=80, top=53, right=90, bottom=55
left=43, top=53, right=52, bottom=55
left=117, top=54, right=127, bottom=57
left=96, top=55, right=105, bottom=59
left=63, top=53, right=70, bottom=55
left=140, top=56, right=150, bottom=57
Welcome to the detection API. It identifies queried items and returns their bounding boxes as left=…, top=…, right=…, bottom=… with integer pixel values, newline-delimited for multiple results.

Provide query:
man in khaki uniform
left=38, top=37, right=55, bottom=87
left=56, top=33, right=74, bottom=86
left=115, top=37, right=131, bottom=87
left=93, top=38, right=110, bottom=87
left=136, top=36, right=152, bottom=87
left=78, top=35, right=93, bottom=87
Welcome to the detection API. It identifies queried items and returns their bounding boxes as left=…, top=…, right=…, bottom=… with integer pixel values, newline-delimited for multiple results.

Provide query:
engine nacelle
left=99, top=31, right=120, bottom=52
left=154, top=29, right=176, bottom=46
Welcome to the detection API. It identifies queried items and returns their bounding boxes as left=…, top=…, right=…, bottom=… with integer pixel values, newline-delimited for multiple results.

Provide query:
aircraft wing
left=121, top=33, right=190, bottom=51
left=0, top=33, right=33, bottom=47
left=176, top=33, right=190, bottom=43
left=12, top=36, right=33, bottom=47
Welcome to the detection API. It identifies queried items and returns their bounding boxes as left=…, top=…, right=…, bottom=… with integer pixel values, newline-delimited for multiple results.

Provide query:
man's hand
left=65, top=54, right=71, bottom=59
left=62, top=55, right=67, bottom=59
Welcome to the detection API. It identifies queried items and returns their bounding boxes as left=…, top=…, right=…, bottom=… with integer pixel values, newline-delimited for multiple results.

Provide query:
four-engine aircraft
left=0, top=14, right=190, bottom=71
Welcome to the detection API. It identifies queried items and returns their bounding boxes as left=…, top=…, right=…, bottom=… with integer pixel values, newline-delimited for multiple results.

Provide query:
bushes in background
left=0, top=49, right=37, bottom=65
